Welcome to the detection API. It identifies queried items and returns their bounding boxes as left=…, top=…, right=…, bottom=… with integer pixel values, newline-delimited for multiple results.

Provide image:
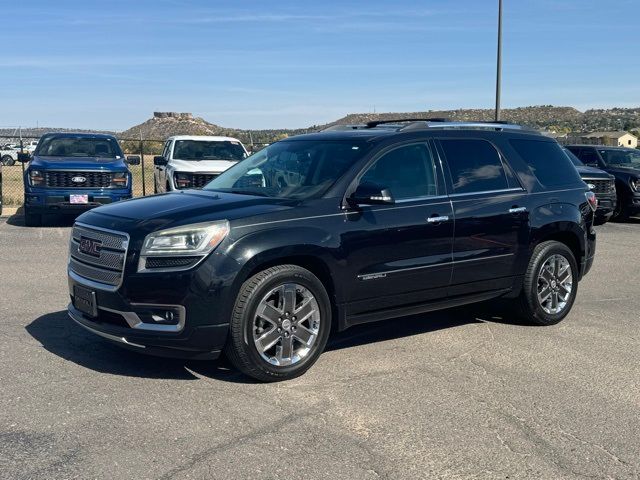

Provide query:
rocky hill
left=327, top=106, right=640, bottom=133
left=3, top=106, right=640, bottom=150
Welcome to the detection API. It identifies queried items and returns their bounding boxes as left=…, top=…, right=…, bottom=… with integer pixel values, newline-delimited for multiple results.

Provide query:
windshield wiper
left=223, top=189, right=270, bottom=197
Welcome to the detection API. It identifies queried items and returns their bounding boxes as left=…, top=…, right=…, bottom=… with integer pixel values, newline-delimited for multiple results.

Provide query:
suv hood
left=604, top=165, right=640, bottom=176
left=168, top=159, right=237, bottom=173
left=576, top=165, right=611, bottom=178
left=78, top=190, right=293, bottom=233
left=29, top=156, right=128, bottom=171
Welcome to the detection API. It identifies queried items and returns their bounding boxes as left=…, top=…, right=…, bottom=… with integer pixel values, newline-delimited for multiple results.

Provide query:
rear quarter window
left=510, top=139, right=582, bottom=187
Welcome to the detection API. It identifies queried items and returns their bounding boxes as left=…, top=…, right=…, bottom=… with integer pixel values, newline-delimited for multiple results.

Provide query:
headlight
left=29, top=170, right=45, bottom=186
left=174, top=172, right=192, bottom=189
left=110, top=172, right=129, bottom=188
left=138, top=221, right=230, bottom=272
left=630, top=178, right=640, bottom=192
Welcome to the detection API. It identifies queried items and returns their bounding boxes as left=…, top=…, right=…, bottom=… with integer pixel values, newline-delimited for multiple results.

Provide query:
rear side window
left=440, top=139, right=509, bottom=194
left=510, top=139, right=581, bottom=187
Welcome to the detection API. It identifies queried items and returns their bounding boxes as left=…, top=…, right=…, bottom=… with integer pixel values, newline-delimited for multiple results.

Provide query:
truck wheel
left=224, top=265, right=332, bottom=382
left=510, top=241, right=578, bottom=326
left=24, top=208, right=42, bottom=227
left=611, top=195, right=629, bottom=222
left=1, top=155, right=14, bottom=166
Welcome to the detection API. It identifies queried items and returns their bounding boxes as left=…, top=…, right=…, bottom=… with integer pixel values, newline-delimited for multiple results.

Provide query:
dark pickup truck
left=562, top=147, right=616, bottom=225
left=18, top=133, right=140, bottom=226
left=566, top=145, right=640, bottom=221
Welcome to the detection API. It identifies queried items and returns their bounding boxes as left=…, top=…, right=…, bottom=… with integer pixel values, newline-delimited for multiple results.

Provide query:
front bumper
left=67, top=267, right=230, bottom=359
left=25, top=187, right=132, bottom=213
left=594, top=193, right=616, bottom=223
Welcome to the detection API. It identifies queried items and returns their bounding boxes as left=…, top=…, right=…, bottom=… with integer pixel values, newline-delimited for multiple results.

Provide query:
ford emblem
left=72, top=176, right=87, bottom=183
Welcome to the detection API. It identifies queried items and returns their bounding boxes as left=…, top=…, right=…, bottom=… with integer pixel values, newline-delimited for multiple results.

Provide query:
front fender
left=210, top=225, right=343, bottom=316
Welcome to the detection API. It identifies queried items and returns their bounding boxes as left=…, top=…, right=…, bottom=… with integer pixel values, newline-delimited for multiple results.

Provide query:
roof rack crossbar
left=365, top=118, right=450, bottom=128
left=321, top=124, right=369, bottom=131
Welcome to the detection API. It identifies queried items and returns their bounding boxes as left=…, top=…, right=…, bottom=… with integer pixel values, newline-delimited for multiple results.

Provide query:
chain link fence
left=1, top=135, right=165, bottom=209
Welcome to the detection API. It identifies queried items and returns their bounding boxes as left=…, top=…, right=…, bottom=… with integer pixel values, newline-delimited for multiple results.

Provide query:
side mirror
left=349, top=182, right=394, bottom=206
left=153, top=156, right=168, bottom=166
left=126, top=155, right=141, bottom=165
left=17, top=152, right=31, bottom=163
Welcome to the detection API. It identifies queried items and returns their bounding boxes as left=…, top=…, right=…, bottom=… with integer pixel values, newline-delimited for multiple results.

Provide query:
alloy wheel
left=537, top=254, right=573, bottom=315
left=252, top=283, right=321, bottom=366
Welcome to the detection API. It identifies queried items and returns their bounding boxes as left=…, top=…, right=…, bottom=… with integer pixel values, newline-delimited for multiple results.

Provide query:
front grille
left=585, top=178, right=615, bottom=195
left=45, top=171, right=114, bottom=188
left=176, top=173, right=218, bottom=189
left=69, top=224, right=128, bottom=288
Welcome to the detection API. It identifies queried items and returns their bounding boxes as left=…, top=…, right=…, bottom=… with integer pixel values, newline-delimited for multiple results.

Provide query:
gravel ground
left=0, top=213, right=638, bottom=480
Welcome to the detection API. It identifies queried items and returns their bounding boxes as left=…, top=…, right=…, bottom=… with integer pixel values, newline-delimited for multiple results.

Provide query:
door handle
left=427, top=215, right=449, bottom=224
left=508, top=207, right=527, bottom=214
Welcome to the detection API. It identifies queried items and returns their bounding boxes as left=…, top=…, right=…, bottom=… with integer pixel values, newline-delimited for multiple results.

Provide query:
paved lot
left=1, top=213, right=639, bottom=480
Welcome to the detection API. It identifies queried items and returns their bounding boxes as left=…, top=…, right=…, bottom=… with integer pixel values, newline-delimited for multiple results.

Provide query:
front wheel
left=224, top=265, right=332, bottom=382
left=24, top=207, right=42, bottom=227
left=511, top=241, right=578, bottom=326
left=611, top=194, right=629, bottom=222
left=1, top=155, right=14, bottom=166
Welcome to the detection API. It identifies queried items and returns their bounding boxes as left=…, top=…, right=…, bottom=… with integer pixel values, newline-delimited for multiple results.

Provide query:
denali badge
left=79, top=236, right=102, bottom=257
left=71, top=176, right=87, bottom=183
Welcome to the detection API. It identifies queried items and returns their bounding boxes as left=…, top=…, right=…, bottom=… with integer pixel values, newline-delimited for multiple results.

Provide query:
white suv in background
left=153, top=135, right=248, bottom=193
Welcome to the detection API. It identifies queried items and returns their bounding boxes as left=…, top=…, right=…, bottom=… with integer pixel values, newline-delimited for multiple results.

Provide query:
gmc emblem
left=79, top=236, right=102, bottom=257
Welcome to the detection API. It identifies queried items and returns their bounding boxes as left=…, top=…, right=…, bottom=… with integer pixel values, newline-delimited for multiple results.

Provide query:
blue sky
left=1, top=0, right=638, bottom=130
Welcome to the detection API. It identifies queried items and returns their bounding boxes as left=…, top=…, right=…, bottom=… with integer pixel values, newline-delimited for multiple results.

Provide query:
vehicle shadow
left=5, top=209, right=79, bottom=227
left=26, top=306, right=516, bottom=383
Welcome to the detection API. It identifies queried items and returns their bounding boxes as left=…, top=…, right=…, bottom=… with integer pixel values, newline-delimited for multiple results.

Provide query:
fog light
left=151, top=310, right=175, bottom=323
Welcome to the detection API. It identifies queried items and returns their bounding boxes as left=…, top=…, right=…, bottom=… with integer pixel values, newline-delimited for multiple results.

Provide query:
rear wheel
left=1, top=155, right=14, bottom=166
left=511, top=241, right=578, bottom=326
left=224, top=265, right=331, bottom=382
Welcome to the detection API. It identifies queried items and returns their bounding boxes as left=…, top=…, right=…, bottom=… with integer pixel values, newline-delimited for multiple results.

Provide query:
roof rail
left=365, top=118, right=450, bottom=128
left=400, top=121, right=536, bottom=132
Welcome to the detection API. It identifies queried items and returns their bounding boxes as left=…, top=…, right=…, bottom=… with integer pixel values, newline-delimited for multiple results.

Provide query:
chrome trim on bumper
left=68, top=306, right=146, bottom=348
left=100, top=304, right=186, bottom=333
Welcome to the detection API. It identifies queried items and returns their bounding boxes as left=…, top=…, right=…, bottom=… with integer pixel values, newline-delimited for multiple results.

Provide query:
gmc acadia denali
left=67, top=120, right=597, bottom=381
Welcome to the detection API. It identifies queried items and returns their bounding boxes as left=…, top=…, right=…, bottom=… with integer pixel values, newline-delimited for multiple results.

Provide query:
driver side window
left=360, top=143, right=438, bottom=200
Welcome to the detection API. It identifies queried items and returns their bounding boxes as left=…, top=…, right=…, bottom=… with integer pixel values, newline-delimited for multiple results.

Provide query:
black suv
left=566, top=145, right=640, bottom=220
left=67, top=121, right=597, bottom=381
left=562, top=147, right=616, bottom=225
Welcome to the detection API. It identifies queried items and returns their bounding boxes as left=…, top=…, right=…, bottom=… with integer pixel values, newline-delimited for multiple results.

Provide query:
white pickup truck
left=1, top=145, right=18, bottom=166
left=153, top=135, right=248, bottom=193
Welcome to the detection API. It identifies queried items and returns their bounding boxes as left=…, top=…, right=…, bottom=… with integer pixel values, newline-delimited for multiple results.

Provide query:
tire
left=510, top=241, right=578, bottom=326
left=611, top=194, right=629, bottom=222
left=24, top=207, right=42, bottom=227
left=224, top=265, right=332, bottom=382
left=1, top=155, right=14, bottom=166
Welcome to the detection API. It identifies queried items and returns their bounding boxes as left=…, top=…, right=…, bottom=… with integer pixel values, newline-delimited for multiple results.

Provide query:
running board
left=344, top=289, right=511, bottom=328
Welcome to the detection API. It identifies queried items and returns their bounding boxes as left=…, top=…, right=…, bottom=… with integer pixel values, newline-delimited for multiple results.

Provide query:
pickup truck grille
left=46, top=171, right=114, bottom=188
left=69, top=224, right=129, bottom=288
left=176, top=173, right=218, bottom=189
left=584, top=178, right=615, bottom=195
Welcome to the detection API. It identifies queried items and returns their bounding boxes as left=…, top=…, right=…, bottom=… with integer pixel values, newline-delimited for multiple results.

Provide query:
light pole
left=495, top=0, right=503, bottom=122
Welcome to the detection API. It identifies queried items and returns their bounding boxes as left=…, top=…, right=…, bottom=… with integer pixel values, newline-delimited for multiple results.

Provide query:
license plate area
left=70, top=194, right=89, bottom=204
left=73, top=285, right=97, bottom=317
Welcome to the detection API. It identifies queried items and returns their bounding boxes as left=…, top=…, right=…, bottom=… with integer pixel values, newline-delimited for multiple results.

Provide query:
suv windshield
left=36, top=136, right=122, bottom=158
left=204, top=140, right=371, bottom=199
left=562, top=147, right=584, bottom=166
left=173, top=140, right=246, bottom=161
left=598, top=149, right=640, bottom=168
